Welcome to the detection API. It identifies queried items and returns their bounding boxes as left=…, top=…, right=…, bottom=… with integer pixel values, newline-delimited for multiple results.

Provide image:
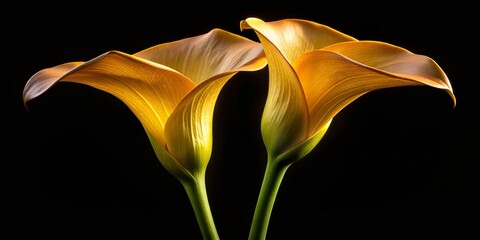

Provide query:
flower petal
left=164, top=51, right=268, bottom=174
left=23, top=50, right=196, bottom=146
left=164, top=74, right=232, bottom=174
left=295, top=41, right=456, bottom=134
left=23, top=62, right=83, bottom=106
left=134, top=28, right=267, bottom=85
left=322, top=41, right=455, bottom=97
left=240, top=17, right=357, bottom=64
left=241, top=18, right=309, bottom=158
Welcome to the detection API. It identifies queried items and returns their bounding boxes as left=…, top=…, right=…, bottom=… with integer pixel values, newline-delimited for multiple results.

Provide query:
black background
left=4, top=1, right=478, bottom=239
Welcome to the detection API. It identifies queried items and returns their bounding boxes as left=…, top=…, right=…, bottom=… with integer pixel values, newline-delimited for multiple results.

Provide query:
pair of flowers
left=23, top=17, right=455, bottom=239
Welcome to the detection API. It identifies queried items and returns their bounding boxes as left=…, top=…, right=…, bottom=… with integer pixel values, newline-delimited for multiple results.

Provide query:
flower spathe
left=23, top=28, right=267, bottom=179
left=240, top=17, right=456, bottom=164
left=23, top=28, right=267, bottom=240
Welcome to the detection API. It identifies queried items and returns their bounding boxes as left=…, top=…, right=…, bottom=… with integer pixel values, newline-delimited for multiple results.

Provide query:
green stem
left=181, top=176, right=220, bottom=240
left=248, top=158, right=290, bottom=240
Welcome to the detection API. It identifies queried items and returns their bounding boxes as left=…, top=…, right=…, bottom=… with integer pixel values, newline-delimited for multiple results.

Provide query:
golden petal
left=322, top=41, right=455, bottom=100
left=23, top=62, right=83, bottom=107
left=241, top=18, right=310, bottom=158
left=164, top=74, right=233, bottom=173
left=295, top=41, right=456, bottom=135
left=134, top=28, right=267, bottom=85
left=241, top=17, right=357, bottom=64
left=23, top=50, right=196, bottom=146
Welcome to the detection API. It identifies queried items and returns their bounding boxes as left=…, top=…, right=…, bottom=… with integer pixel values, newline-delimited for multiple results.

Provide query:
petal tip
left=448, top=90, right=457, bottom=108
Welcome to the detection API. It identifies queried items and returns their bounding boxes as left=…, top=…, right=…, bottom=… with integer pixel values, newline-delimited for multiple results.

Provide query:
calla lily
left=240, top=17, right=456, bottom=240
left=23, top=28, right=267, bottom=240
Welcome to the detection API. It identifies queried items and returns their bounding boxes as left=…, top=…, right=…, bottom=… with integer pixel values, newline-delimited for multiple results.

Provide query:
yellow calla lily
left=23, top=28, right=267, bottom=240
left=240, top=17, right=456, bottom=240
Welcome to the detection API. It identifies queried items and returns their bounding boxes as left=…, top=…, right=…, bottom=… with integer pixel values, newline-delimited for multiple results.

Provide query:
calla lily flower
left=240, top=17, right=456, bottom=240
left=23, top=28, right=267, bottom=240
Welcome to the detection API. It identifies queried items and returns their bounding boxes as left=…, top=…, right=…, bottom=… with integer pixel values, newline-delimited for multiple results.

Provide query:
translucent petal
left=241, top=18, right=310, bottom=158
left=241, top=17, right=357, bottom=64
left=164, top=74, right=233, bottom=173
left=322, top=41, right=455, bottom=98
left=295, top=41, right=456, bottom=134
left=23, top=62, right=82, bottom=106
left=134, top=28, right=266, bottom=85
left=161, top=39, right=267, bottom=173
left=23, top=50, right=195, bottom=146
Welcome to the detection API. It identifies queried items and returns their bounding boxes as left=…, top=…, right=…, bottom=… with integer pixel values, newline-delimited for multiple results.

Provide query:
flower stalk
left=181, top=175, right=219, bottom=240
left=248, top=157, right=291, bottom=240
